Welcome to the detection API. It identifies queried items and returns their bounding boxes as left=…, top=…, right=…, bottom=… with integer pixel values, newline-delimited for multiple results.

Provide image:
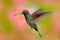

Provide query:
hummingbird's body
left=14, top=8, right=51, bottom=37
left=23, top=11, right=38, bottom=31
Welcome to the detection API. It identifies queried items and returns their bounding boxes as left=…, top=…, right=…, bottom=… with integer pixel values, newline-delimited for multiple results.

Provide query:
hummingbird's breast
left=26, top=16, right=36, bottom=28
left=23, top=13, right=36, bottom=28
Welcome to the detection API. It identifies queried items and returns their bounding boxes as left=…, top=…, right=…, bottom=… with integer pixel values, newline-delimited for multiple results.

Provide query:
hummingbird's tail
left=38, top=31, right=42, bottom=37
left=34, top=27, right=42, bottom=37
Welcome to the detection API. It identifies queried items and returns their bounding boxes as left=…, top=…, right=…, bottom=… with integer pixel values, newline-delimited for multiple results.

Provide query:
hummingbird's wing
left=31, top=8, right=44, bottom=19
left=31, top=9, right=51, bottom=23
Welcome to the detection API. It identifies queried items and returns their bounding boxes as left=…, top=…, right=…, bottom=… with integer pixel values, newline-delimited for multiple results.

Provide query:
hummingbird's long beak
left=14, top=13, right=22, bottom=16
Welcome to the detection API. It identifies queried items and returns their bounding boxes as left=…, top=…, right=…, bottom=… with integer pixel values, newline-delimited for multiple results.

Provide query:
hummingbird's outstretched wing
left=31, top=8, right=44, bottom=19
left=31, top=9, right=51, bottom=23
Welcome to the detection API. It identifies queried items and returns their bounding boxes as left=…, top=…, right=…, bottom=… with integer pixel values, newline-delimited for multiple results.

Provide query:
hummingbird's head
left=14, top=10, right=29, bottom=16
left=22, top=10, right=29, bottom=15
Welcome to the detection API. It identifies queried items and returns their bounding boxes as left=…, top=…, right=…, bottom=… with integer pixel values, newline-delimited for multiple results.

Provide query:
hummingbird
left=14, top=8, right=51, bottom=37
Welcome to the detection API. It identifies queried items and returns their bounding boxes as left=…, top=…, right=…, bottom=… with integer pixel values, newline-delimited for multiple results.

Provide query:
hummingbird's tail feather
left=38, top=31, right=42, bottom=37
left=34, top=27, right=42, bottom=37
